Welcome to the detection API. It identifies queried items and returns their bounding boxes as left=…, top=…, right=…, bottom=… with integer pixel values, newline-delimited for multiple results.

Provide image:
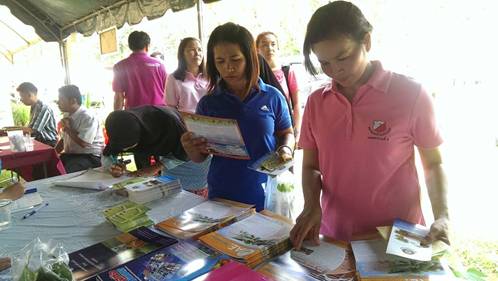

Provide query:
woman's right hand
left=180, top=132, right=209, bottom=162
left=109, top=163, right=127, bottom=177
left=289, top=205, right=322, bottom=250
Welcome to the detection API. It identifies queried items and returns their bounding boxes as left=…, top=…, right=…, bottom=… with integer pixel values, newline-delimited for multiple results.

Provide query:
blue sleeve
left=272, top=88, right=292, bottom=131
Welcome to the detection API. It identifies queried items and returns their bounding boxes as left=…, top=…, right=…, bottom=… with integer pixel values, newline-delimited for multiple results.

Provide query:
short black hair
left=128, top=31, right=151, bottom=51
left=58, top=85, right=82, bottom=105
left=16, top=82, right=37, bottom=95
left=303, top=1, right=373, bottom=75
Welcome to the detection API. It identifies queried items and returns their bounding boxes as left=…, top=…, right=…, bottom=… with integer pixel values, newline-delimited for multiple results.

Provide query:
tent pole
left=196, top=0, right=204, bottom=43
left=59, top=40, right=71, bottom=85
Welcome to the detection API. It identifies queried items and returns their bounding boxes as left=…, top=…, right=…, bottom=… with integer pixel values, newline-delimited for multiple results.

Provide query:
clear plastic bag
left=12, top=238, right=73, bottom=281
left=264, top=170, right=296, bottom=220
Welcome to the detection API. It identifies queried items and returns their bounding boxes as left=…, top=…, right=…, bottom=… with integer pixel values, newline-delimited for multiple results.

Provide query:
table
left=0, top=137, right=66, bottom=181
left=0, top=173, right=206, bottom=280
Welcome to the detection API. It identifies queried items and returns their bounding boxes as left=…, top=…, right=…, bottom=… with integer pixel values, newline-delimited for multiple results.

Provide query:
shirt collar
left=130, top=51, right=148, bottom=57
left=213, top=78, right=266, bottom=96
left=321, top=60, right=391, bottom=96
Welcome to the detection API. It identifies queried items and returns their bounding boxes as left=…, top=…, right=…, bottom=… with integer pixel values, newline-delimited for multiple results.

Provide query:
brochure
left=258, top=247, right=357, bottom=281
left=103, top=201, right=154, bottom=232
left=386, top=219, right=432, bottom=262
left=11, top=192, right=43, bottom=213
left=90, top=240, right=230, bottom=281
left=53, top=169, right=132, bottom=190
left=351, top=239, right=451, bottom=280
left=182, top=112, right=249, bottom=160
left=69, top=227, right=177, bottom=280
left=290, top=240, right=346, bottom=274
left=249, top=151, right=294, bottom=176
left=121, top=176, right=182, bottom=204
left=156, top=199, right=254, bottom=239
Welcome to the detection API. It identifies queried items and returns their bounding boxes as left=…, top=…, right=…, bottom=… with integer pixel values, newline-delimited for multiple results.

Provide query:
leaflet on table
left=103, top=201, right=154, bottom=232
left=249, top=151, right=294, bottom=176
left=351, top=239, right=451, bottom=280
left=52, top=169, right=132, bottom=190
left=89, top=240, right=230, bottom=281
left=69, top=226, right=177, bottom=281
left=181, top=112, right=250, bottom=160
left=156, top=198, right=254, bottom=239
left=386, top=219, right=432, bottom=262
left=199, top=210, right=293, bottom=267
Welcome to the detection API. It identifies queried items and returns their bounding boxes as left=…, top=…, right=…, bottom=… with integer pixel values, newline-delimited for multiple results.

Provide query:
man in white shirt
left=55, top=85, right=104, bottom=173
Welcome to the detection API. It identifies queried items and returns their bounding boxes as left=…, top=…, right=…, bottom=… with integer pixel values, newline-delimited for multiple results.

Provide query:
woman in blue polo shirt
left=181, top=22, right=295, bottom=211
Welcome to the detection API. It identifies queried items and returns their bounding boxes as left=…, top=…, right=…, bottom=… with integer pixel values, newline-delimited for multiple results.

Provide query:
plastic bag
left=12, top=238, right=73, bottom=281
left=264, top=170, right=296, bottom=220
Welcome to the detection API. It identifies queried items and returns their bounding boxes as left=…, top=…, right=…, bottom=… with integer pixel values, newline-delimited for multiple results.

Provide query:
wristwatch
left=277, top=145, right=293, bottom=155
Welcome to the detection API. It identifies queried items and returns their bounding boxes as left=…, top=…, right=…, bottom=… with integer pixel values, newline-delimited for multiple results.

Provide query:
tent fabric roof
left=0, top=0, right=218, bottom=43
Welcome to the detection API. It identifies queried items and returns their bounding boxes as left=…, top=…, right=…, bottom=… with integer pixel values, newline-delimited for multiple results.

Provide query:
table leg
left=43, top=163, right=48, bottom=178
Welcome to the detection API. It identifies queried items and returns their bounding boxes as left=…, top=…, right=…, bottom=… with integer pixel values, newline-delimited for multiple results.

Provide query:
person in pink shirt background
left=113, top=31, right=167, bottom=111
left=290, top=1, right=449, bottom=247
left=165, top=37, right=208, bottom=113
left=256, top=32, right=302, bottom=140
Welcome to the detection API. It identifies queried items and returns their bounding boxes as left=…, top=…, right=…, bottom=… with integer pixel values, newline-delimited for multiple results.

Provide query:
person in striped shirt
left=16, top=82, right=58, bottom=147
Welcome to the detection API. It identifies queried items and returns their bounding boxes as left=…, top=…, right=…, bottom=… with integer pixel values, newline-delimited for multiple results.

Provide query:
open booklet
left=53, top=168, right=132, bottom=190
left=181, top=112, right=250, bottom=160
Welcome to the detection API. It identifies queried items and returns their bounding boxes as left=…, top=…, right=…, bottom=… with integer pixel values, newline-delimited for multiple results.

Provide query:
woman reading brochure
left=181, top=23, right=295, bottom=211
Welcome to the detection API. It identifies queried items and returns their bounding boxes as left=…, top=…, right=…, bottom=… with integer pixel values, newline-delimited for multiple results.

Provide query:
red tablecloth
left=0, top=137, right=66, bottom=181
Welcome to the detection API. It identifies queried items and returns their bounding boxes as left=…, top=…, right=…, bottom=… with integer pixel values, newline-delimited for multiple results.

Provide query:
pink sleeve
left=411, top=87, right=443, bottom=148
left=287, top=67, right=300, bottom=95
left=112, top=63, right=125, bottom=93
left=298, top=96, right=317, bottom=149
left=165, top=75, right=179, bottom=107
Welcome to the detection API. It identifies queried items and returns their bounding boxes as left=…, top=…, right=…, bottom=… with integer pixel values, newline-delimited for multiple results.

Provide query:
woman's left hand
left=422, top=217, right=450, bottom=246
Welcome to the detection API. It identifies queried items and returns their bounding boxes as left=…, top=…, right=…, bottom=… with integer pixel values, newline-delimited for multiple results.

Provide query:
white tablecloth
left=0, top=173, right=205, bottom=280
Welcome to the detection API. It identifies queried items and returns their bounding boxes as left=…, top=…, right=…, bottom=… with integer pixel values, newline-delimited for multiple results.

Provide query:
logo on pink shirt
left=368, top=120, right=391, bottom=140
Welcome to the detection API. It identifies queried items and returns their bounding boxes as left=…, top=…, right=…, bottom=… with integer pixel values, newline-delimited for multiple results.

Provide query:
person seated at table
left=102, top=106, right=211, bottom=197
left=15, top=82, right=58, bottom=147
left=55, top=85, right=104, bottom=173
left=181, top=22, right=295, bottom=211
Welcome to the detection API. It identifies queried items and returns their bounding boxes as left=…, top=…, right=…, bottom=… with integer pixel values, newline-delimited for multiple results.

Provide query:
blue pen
left=24, top=188, right=37, bottom=194
left=22, top=202, right=49, bottom=219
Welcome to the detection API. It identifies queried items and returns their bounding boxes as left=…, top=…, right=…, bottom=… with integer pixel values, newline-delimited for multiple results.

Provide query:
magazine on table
left=181, top=112, right=250, bottom=160
left=156, top=198, right=254, bottom=239
left=199, top=210, right=293, bottom=268
left=69, top=227, right=177, bottom=281
left=89, top=240, right=229, bottom=281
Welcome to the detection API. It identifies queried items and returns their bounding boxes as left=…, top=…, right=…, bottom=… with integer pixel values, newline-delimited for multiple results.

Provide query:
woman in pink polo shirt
left=290, top=1, right=449, bottom=246
left=165, top=37, right=208, bottom=113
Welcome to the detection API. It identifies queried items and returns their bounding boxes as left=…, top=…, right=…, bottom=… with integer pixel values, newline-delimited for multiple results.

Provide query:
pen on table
left=22, top=202, right=49, bottom=219
left=24, top=188, right=37, bottom=194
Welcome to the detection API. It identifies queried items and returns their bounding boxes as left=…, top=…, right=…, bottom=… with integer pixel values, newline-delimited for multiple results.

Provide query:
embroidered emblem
left=368, top=120, right=391, bottom=140
left=260, top=105, right=270, bottom=112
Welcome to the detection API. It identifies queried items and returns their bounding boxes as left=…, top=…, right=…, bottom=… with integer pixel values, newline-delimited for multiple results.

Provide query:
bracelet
left=277, top=145, right=293, bottom=155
